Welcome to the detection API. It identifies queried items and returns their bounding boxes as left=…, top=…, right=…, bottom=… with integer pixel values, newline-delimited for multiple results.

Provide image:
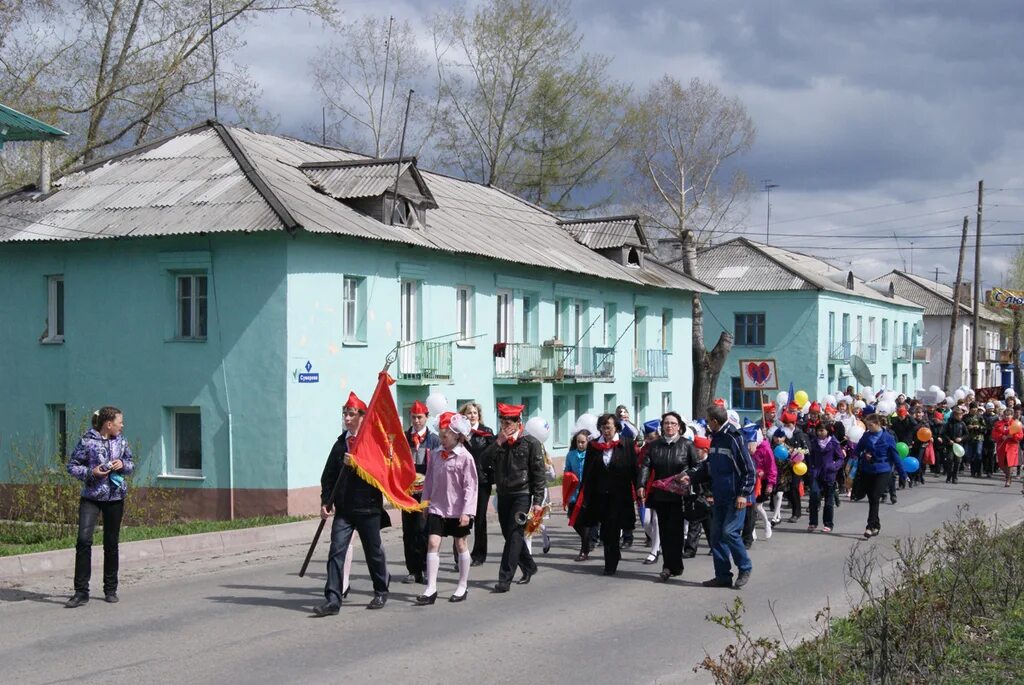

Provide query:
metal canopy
left=0, top=103, right=68, bottom=148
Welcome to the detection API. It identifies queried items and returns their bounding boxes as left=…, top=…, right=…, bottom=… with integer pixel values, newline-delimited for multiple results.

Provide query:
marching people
left=807, top=423, right=845, bottom=533
left=779, top=410, right=810, bottom=523
left=403, top=401, right=439, bottom=585
left=564, top=430, right=594, bottom=561
left=992, top=408, right=1023, bottom=487
left=524, top=448, right=556, bottom=556
left=65, top=406, right=135, bottom=608
left=637, top=412, right=699, bottom=582
left=480, top=403, right=545, bottom=593
left=613, top=405, right=639, bottom=548
left=639, top=419, right=663, bottom=565
left=983, top=402, right=999, bottom=477
left=683, top=435, right=713, bottom=558
left=746, top=432, right=777, bottom=542
left=459, top=402, right=495, bottom=566
left=965, top=404, right=986, bottom=478
left=416, top=412, right=478, bottom=605
left=854, top=413, right=908, bottom=539
left=315, top=392, right=390, bottom=616
left=575, top=413, right=640, bottom=576
left=680, top=404, right=756, bottom=589
left=942, top=405, right=968, bottom=484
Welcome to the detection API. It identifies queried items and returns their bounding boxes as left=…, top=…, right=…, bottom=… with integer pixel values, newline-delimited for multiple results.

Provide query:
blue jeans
left=709, top=503, right=753, bottom=580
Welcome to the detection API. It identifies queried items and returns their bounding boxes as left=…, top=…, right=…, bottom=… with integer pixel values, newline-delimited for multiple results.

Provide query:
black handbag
left=684, top=495, right=710, bottom=522
left=851, top=469, right=867, bottom=502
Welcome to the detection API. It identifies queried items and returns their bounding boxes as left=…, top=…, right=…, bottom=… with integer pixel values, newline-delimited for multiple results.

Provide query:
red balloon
left=1010, top=420, right=1023, bottom=436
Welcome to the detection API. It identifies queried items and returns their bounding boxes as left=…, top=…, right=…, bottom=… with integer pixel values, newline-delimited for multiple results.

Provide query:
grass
left=0, top=515, right=309, bottom=557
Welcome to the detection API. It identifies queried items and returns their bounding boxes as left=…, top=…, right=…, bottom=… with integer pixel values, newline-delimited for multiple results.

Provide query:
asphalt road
left=3, top=476, right=1024, bottom=685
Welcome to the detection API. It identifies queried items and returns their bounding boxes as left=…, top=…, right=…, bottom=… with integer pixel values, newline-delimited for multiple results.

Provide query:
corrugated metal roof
left=869, top=270, right=1009, bottom=323
left=0, top=103, right=67, bottom=143
left=691, top=238, right=922, bottom=309
left=298, top=158, right=436, bottom=207
left=0, top=122, right=711, bottom=294
left=558, top=215, right=648, bottom=250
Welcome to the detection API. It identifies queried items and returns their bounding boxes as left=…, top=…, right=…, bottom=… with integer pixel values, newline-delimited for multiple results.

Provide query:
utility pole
left=971, top=180, right=983, bottom=389
left=762, top=180, right=779, bottom=245
left=944, top=216, right=970, bottom=389
left=909, top=241, right=915, bottom=273
left=377, top=16, right=394, bottom=158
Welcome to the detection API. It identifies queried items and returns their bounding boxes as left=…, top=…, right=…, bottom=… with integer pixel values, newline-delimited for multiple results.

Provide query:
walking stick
left=299, top=346, right=400, bottom=577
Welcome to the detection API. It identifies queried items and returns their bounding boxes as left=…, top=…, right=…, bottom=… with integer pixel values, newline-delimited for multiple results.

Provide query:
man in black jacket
left=481, top=403, right=546, bottom=593
left=943, top=405, right=968, bottom=484
left=314, top=392, right=390, bottom=617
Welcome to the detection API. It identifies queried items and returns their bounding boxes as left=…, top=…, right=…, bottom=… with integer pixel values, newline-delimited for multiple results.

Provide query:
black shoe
left=952, top=479, right=958, bottom=484
left=493, top=582, right=511, bottom=593
left=414, top=592, right=437, bottom=606
left=415, top=573, right=425, bottom=584
left=313, top=601, right=340, bottom=617
left=104, top=593, right=119, bottom=604
left=734, top=570, right=752, bottom=589
left=367, top=593, right=388, bottom=610
left=449, top=590, right=468, bottom=603
left=658, top=569, right=672, bottom=582
left=701, top=577, right=732, bottom=588
left=602, top=568, right=617, bottom=576
left=743, top=540, right=753, bottom=550
left=682, top=550, right=697, bottom=559
left=402, top=574, right=416, bottom=584
left=64, top=593, right=89, bottom=608
left=515, top=571, right=534, bottom=585
left=621, top=540, right=633, bottom=549
left=470, top=559, right=485, bottom=567
left=889, top=497, right=897, bottom=504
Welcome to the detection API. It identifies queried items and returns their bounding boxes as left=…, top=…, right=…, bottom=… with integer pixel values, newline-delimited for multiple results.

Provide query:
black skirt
left=426, top=513, right=471, bottom=538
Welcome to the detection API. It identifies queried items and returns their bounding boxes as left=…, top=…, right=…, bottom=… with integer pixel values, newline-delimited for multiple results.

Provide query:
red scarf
left=471, top=428, right=492, bottom=437
left=441, top=450, right=453, bottom=460
left=412, top=431, right=423, bottom=448
left=593, top=440, right=620, bottom=451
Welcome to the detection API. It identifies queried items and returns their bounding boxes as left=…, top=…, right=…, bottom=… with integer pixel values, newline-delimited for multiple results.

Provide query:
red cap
left=809, top=402, right=821, bottom=412
left=497, top=402, right=525, bottom=419
left=410, top=400, right=429, bottom=416
left=824, top=405, right=837, bottom=416
left=438, top=411, right=456, bottom=430
left=694, top=436, right=711, bottom=450
left=762, top=402, right=776, bottom=412
left=781, top=411, right=798, bottom=424
left=934, top=411, right=944, bottom=421
left=897, top=406, right=909, bottom=418
left=344, top=392, right=368, bottom=413
left=713, top=398, right=727, bottom=407
left=788, top=401, right=800, bottom=411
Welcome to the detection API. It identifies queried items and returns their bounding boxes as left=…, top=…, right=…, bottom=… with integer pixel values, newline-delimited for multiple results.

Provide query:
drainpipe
left=39, top=141, right=51, bottom=193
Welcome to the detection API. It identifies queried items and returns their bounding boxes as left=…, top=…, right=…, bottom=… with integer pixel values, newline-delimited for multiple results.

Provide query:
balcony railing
left=894, top=344, right=912, bottom=362
left=493, top=343, right=615, bottom=382
left=857, top=343, right=878, bottom=364
left=829, top=342, right=851, bottom=363
left=633, top=348, right=669, bottom=380
left=977, top=347, right=1012, bottom=363
left=397, top=340, right=453, bottom=383
left=913, top=346, right=931, bottom=363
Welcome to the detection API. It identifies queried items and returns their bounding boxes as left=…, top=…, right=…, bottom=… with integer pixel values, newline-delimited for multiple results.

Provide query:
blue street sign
left=299, top=360, right=319, bottom=383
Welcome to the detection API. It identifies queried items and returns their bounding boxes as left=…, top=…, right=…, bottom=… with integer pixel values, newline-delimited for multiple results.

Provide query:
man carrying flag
left=313, top=375, right=426, bottom=617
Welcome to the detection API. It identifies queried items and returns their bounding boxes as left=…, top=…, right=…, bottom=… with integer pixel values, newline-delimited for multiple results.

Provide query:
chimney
left=956, top=281, right=972, bottom=305
left=38, top=140, right=51, bottom=193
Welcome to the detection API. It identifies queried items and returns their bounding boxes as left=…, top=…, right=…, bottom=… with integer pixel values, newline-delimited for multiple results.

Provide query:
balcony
left=632, top=348, right=669, bottom=381
left=829, top=342, right=851, bottom=363
left=493, top=343, right=615, bottom=383
left=977, top=347, right=1012, bottom=364
left=856, top=343, right=878, bottom=364
left=913, top=346, right=931, bottom=364
left=894, top=344, right=912, bottom=363
left=396, top=340, right=453, bottom=384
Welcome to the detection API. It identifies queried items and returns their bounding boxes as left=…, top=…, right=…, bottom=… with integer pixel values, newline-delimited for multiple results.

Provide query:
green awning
left=0, top=103, right=68, bottom=148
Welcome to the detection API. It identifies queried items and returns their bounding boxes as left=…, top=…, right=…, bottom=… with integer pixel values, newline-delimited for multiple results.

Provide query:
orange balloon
left=1011, top=420, right=1023, bottom=436
left=916, top=426, right=933, bottom=442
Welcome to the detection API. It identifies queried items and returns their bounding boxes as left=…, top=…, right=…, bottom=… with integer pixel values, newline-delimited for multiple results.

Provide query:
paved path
left=3, top=477, right=1023, bottom=685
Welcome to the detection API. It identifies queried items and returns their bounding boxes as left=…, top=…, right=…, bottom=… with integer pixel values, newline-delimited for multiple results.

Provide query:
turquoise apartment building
left=0, top=122, right=709, bottom=518
left=689, top=238, right=926, bottom=419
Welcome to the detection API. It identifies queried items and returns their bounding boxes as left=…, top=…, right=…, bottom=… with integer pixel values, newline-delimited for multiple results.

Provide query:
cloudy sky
left=234, top=0, right=1024, bottom=290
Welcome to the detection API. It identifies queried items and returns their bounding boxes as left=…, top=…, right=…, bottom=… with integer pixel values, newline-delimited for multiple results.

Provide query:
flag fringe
left=350, top=457, right=428, bottom=513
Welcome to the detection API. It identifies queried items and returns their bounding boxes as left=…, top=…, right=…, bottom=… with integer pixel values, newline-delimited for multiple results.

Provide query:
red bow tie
left=441, top=450, right=453, bottom=460
left=412, top=433, right=422, bottom=448
left=594, top=440, right=620, bottom=451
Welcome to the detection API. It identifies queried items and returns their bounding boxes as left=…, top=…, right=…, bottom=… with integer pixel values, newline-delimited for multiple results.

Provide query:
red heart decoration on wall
left=747, top=362, right=771, bottom=385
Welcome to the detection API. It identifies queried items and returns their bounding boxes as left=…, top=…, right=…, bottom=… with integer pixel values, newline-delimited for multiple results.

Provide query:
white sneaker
left=752, top=529, right=758, bottom=541
left=765, top=522, right=773, bottom=539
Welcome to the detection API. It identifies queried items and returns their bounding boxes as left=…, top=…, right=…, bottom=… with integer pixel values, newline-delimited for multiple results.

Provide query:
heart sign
left=740, top=359, right=778, bottom=390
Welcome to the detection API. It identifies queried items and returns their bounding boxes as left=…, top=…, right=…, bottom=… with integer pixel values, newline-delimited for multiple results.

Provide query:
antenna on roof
left=208, top=0, right=218, bottom=119
left=387, top=89, right=414, bottom=226
left=377, top=16, right=394, bottom=158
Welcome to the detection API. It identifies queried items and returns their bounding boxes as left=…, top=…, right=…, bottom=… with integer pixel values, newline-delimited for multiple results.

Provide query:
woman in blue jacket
left=855, top=413, right=907, bottom=539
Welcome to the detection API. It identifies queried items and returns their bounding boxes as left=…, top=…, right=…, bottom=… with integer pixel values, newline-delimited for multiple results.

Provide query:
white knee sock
left=425, top=552, right=440, bottom=595
left=456, top=551, right=471, bottom=595
left=650, top=513, right=661, bottom=555
left=772, top=492, right=783, bottom=519
left=343, top=546, right=353, bottom=594
left=525, top=534, right=533, bottom=555
left=757, top=504, right=772, bottom=538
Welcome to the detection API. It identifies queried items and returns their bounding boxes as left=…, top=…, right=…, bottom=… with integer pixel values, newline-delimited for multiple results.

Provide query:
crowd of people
left=59, top=384, right=1024, bottom=613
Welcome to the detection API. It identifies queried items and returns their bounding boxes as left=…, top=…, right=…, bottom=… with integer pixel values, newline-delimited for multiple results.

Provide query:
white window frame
left=661, top=308, right=673, bottom=350
left=176, top=274, right=208, bottom=341
left=342, top=275, right=364, bottom=342
left=49, top=403, right=68, bottom=457
left=44, top=275, right=64, bottom=343
left=661, top=392, right=672, bottom=413
left=456, top=285, right=474, bottom=344
left=496, top=289, right=513, bottom=343
left=170, top=408, right=203, bottom=477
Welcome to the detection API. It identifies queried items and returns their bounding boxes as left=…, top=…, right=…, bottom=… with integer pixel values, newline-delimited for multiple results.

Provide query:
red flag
left=348, top=372, right=427, bottom=512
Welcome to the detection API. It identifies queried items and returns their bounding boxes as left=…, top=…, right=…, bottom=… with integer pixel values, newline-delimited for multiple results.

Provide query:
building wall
left=922, top=315, right=1006, bottom=390
left=0, top=233, right=289, bottom=518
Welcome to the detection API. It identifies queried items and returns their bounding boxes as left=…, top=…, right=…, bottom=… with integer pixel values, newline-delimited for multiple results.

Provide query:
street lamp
left=762, top=180, right=779, bottom=245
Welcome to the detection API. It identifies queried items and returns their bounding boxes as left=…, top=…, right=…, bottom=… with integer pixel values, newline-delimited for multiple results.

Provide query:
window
left=604, top=393, right=617, bottom=413
left=633, top=389, right=648, bottom=419
left=868, top=317, right=876, bottom=344
left=661, top=309, right=673, bottom=350
left=554, top=395, right=569, bottom=446
left=172, top=409, right=202, bottom=475
left=856, top=315, right=863, bottom=343
left=828, top=312, right=835, bottom=351
left=574, top=395, right=589, bottom=431
left=521, top=295, right=532, bottom=344
left=496, top=289, right=513, bottom=342
left=881, top=318, right=889, bottom=350
left=456, top=286, right=473, bottom=342
left=49, top=404, right=67, bottom=457
left=730, top=377, right=761, bottom=411
left=603, top=303, right=617, bottom=346
left=343, top=276, right=366, bottom=342
left=902, top=322, right=909, bottom=346
left=734, top=313, right=766, bottom=346
left=553, top=299, right=562, bottom=340
left=842, top=314, right=850, bottom=343
left=661, top=392, right=672, bottom=413
left=881, top=374, right=888, bottom=389
left=43, top=275, right=65, bottom=342
left=176, top=274, right=208, bottom=340
left=634, top=306, right=647, bottom=351
left=901, top=374, right=908, bottom=394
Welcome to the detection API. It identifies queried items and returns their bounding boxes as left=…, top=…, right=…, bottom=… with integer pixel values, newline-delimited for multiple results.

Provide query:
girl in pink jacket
left=750, top=439, right=778, bottom=540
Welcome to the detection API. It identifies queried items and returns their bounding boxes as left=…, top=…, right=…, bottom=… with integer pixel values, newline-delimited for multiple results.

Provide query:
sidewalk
left=0, top=485, right=566, bottom=581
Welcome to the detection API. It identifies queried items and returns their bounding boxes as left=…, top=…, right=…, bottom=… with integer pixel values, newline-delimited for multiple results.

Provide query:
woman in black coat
left=637, top=412, right=700, bottom=581
left=577, top=413, right=638, bottom=576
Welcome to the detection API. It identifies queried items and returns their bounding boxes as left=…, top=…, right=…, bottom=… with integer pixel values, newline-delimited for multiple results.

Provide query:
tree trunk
left=681, top=230, right=733, bottom=418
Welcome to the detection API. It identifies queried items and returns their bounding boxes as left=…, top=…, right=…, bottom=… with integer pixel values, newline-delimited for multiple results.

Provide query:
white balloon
left=824, top=394, right=837, bottom=407
left=426, top=416, right=440, bottom=434
left=862, top=386, right=874, bottom=399
left=882, top=390, right=898, bottom=403
left=929, top=385, right=941, bottom=393
left=934, top=390, right=946, bottom=404
left=524, top=416, right=551, bottom=443
left=854, top=400, right=866, bottom=410
left=953, top=389, right=966, bottom=401
left=727, top=410, right=740, bottom=427
left=425, top=392, right=448, bottom=416
left=847, top=425, right=865, bottom=443
left=877, top=400, right=896, bottom=415
left=945, top=397, right=955, bottom=407
left=1006, top=388, right=1016, bottom=397
left=574, top=413, right=599, bottom=439
left=777, top=391, right=789, bottom=406
left=801, top=401, right=811, bottom=412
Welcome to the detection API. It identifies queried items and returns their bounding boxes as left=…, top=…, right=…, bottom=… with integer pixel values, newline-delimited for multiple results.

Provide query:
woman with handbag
left=637, top=412, right=699, bottom=581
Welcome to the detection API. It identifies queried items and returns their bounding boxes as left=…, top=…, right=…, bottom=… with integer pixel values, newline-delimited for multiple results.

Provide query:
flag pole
left=299, top=344, right=400, bottom=577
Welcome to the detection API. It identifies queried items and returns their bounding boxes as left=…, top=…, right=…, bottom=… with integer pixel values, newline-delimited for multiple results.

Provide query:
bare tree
left=310, top=16, right=439, bottom=158
left=626, top=75, right=756, bottom=415
left=431, top=0, right=625, bottom=209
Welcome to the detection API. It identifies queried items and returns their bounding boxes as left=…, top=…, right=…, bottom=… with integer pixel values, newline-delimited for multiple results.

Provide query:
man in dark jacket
left=481, top=402, right=546, bottom=593
left=983, top=403, right=998, bottom=477
left=964, top=404, right=986, bottom=478
left=461, top=402, right=495, bottom=565
left=682, top=404, right=756, bottom=589
left=314, top=392, right=389, bottom=616
left=402, top=400, right=439, bottom=584
left=942, top=405, right=968, bottom=484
